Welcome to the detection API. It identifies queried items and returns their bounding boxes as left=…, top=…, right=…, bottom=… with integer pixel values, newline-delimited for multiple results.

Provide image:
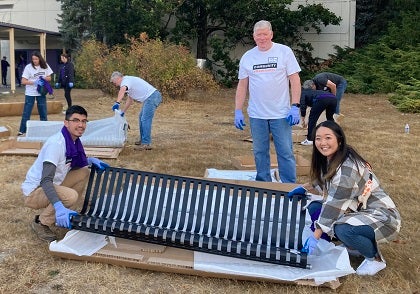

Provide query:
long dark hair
left=310, top=120, right=369, bottom=185
left=30, top=51, right=48, bottom=69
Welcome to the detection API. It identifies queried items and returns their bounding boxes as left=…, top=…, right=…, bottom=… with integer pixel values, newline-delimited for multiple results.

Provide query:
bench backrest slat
left=72, top=167, right=309, bottom=268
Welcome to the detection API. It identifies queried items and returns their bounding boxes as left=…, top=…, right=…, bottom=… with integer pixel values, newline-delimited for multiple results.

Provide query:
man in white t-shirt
left=234, top=20, right=301, bottom=183
left=110, top=71, right=162, bottom=150
left=22, top=105, right=109, bottom=242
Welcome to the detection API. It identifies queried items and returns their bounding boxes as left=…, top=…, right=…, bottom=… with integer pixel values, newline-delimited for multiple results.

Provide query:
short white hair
left=253, top=20, right=272, bottom=33
left=110, top=71, right=123, bottom=82
left=302, top=80, right=315, bottom=89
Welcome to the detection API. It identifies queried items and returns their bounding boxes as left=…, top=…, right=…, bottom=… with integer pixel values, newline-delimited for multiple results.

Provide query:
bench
left=71, top=167, right=310, bottom=269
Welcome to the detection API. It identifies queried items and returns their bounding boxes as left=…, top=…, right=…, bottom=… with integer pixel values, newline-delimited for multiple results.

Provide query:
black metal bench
left=71, top=167, right=310, bottom=269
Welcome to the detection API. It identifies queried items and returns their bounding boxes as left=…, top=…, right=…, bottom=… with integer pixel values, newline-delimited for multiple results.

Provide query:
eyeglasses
left=66, top=118, right=89, bottom=124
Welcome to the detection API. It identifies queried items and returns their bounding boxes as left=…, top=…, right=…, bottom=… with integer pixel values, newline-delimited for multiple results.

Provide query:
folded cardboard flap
left=0, top=101, right=63, bottom=117
left=232, top=154, right=310, bottom=176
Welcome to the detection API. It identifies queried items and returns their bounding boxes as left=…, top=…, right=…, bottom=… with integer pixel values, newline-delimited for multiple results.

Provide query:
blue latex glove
left=112, top=102, right=120, bottom=111
left=55, top=82, right=60, bottom=89
left=53, top=201, right=77, bottom=229
left=301, top=236, right=319, bottom=255
left=287, top=186, right=307, bottom=200
left=88, top=157, right=110, bottom=172
left=234, top=109, right=246, bottom=130
left=287, top=105, right=300, bottom=126
left=68, top=82, right=74, bottom=88
left=36, top=77, right=45, bottom=87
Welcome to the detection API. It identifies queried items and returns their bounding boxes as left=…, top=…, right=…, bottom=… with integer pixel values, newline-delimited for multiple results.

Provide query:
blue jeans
left=335, top=79, right=347, bottom=114
left=139, top=90, right=162, bottom=145
left=250, top=117, right=296, bottom=183
left=334, top=223, right=377, bottom=259
left=19, top=95, right=47, bottom=133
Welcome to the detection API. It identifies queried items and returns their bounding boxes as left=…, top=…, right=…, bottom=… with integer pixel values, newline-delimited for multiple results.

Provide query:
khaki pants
left=24, top=167, right=90, bottom=226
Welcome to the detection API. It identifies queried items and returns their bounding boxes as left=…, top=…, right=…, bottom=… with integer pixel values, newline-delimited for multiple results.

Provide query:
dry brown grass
left=0, top=88, right=419, bottom=293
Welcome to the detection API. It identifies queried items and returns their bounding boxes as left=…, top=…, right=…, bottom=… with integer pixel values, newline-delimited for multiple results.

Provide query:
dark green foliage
left=389, top=79, right=420, bottom=113
left=316, top=9, right=420, bottom=112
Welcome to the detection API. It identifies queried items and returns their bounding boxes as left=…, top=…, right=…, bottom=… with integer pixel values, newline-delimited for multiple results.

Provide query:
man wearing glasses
left=21, top=105, right=109, bottom=242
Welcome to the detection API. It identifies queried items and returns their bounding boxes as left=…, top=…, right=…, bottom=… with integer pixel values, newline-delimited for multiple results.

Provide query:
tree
left=56, top=0, right=92, bottom=50
left=56, top=0, right=174, bottom=49
left=169, top=0, right=341, bottom=85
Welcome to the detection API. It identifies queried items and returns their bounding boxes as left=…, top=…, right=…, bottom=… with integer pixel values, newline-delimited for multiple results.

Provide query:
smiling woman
left=289, top=120, right=402, bottom=276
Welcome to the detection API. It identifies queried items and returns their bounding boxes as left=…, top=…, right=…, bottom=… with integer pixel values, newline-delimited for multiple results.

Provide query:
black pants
left=64, top=86, right=72, bottom=108
left=2, top=72, right=7, bottom=85
left=307, top=98, right=337, bottom=140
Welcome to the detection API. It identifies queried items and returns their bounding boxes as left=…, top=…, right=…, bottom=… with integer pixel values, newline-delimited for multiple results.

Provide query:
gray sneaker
left=30, top=215, right=57, bottom=242
left=133, top=144, right=152, bottom=151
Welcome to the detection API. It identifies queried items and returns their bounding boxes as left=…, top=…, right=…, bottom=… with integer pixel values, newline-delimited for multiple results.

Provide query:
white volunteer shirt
left=22, top=63, right=53, bottom=96
left=238, top=42, right=301, bottom=119
left=21, top=132, right=70, bottom=196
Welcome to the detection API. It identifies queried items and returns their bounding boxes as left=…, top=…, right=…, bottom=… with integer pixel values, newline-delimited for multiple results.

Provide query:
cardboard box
left=0, top=138, right=123, bottom=159
left=0, top=101, right=63, bottom=117
left=232, top=154, right=310, bottom=176
left=0, top=126, right=10, bottom=138
left=49, top=234, right=340, bottom=289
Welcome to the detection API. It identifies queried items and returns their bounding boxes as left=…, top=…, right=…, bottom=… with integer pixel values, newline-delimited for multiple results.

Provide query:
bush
left=74, top=34, right=219, bottom=99
left=389, top=79, right=420, bottom=113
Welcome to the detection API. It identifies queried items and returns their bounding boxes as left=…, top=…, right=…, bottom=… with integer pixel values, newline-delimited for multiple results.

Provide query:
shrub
left=74, top=35, right=219, bottom=99
left=389, top=79, right=420, bottom=113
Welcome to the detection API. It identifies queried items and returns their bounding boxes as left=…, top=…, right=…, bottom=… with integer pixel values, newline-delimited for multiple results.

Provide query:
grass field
left=0, top=88, right=419, bottom=293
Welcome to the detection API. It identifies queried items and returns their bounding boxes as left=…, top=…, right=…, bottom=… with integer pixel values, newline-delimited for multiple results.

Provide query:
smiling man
left=21, top=105, right=109, bottom=242
left=234, top=20, right=302, bottom=183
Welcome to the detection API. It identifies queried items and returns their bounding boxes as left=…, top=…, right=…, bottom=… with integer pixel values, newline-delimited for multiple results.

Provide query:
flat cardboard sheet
left=0, top=138, right=123, bottom=159
left=50, top=229, right=353, bottom=289
left=231, top=154, right=310, bottom=176
left=0, top=101, right=63, bottom=117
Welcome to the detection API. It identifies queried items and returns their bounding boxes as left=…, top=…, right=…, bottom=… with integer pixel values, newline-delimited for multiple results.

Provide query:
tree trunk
left=196, top=3, right=207, bottom=59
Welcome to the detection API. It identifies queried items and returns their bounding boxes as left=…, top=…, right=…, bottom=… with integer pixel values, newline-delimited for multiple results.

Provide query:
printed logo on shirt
left=268, top=57, right=278, bottom=63
left=253, top=63, right=277, bottom=73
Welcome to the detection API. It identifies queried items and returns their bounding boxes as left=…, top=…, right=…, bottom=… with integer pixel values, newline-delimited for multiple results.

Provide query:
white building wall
left=0, top=0, right=61, bottom=32
left=290, top=0, right=356, bottom=59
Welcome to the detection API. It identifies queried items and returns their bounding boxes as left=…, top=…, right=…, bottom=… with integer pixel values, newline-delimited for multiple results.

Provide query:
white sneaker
left=300, top=139, right=313, bottom=146
left=356, top=258, right=386, bottom=276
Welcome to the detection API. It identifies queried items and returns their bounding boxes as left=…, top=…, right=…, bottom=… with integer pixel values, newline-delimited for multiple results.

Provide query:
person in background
left=312, top=72, right=347, bottom=121
left=299, top=79, right=337, bottom=146
left=234, top=20, right=301, bottom=183
left=16, top=55, right=26, bottom=87
left=1, top=56, right=10, bottom=86
left=110, top=71, right=162, bottom=151
left=55, top=53, right=75, bottom=110
left=21, top=105, right=110, bottom=242
left=288, top=120, right=401, bottom=276
left=18, top=51, right=53, bottom=136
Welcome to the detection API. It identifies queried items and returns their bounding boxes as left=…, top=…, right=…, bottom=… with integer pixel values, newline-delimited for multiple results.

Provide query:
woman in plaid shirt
left=288, top=120, right=401, bottom=276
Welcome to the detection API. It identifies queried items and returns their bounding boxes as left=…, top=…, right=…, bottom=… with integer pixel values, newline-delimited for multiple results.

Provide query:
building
left=0, top=0, right=62, bottom=92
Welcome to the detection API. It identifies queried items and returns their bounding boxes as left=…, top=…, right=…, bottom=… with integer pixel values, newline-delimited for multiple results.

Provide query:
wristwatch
left=292, top=103, right=300, bottom=107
